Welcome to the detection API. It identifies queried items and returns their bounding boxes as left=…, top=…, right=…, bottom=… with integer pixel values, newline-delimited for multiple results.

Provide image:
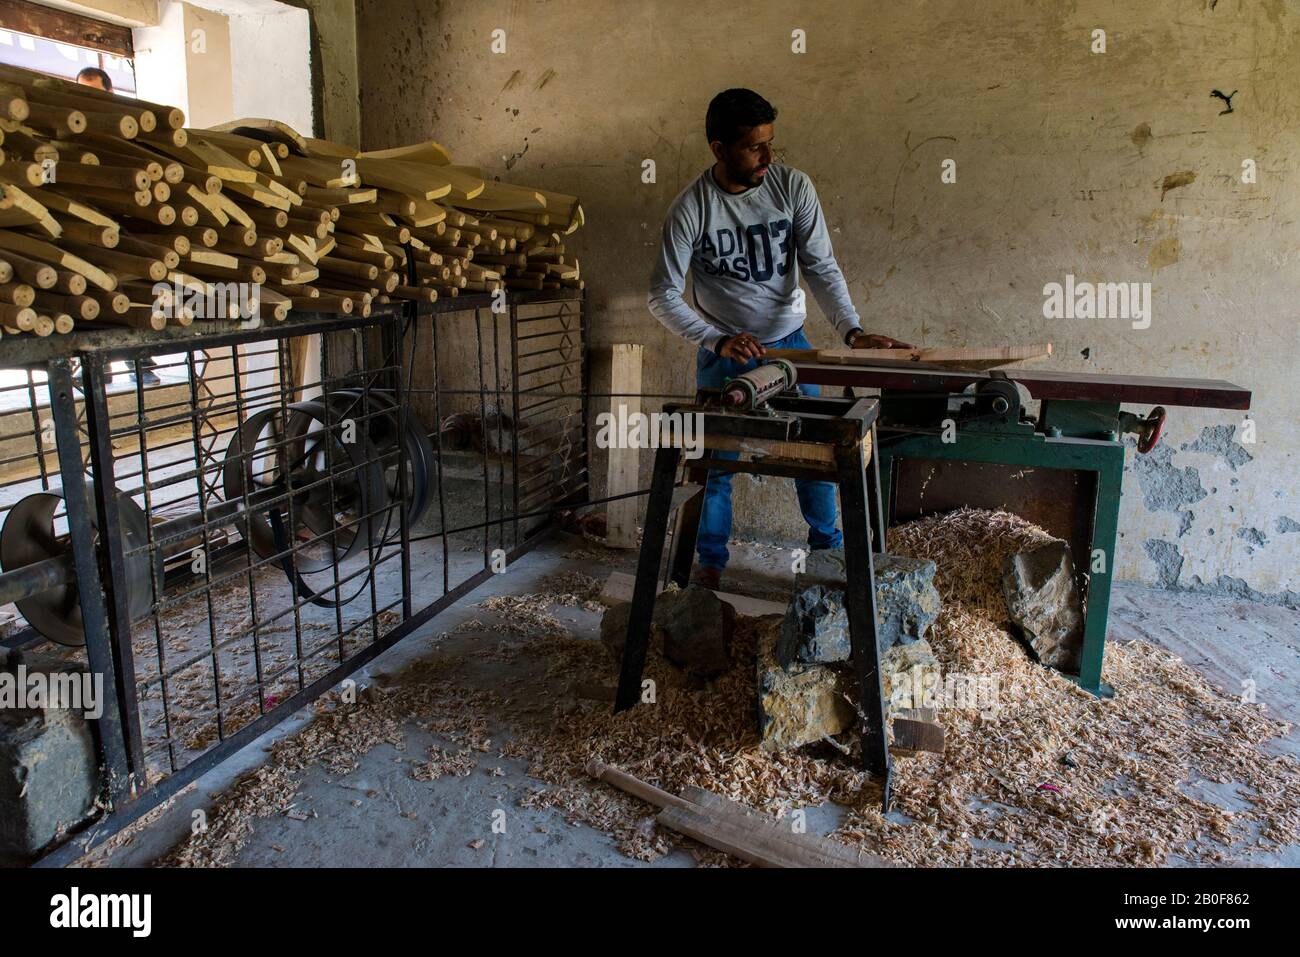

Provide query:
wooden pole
left=606, top=343, right=644, bottom=548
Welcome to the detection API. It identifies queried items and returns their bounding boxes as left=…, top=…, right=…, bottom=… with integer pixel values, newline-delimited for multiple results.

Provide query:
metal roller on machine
left=720, top=358, right=799, bottom=411
left=0, top=391, right=435, bottom=646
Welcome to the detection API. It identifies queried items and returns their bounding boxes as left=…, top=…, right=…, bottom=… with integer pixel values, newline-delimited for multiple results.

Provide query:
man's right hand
left=718, top=332, right=766, bottom=361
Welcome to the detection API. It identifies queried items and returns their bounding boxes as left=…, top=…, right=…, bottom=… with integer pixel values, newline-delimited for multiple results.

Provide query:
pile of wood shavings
left=462, top=571, right=605, bottom=639
left=471, top=595, right=571, bottom=639
left=507, top=509, right=1300, bottom=866
left=514, top=615, right=863, bottom=862
left=859, top=508, right=1297, bottom=864
left=144, top=510, right=1298, bottom=868
left=535, top=571, right=607, bottom=611
left=154, top=681, right=412, bottom=867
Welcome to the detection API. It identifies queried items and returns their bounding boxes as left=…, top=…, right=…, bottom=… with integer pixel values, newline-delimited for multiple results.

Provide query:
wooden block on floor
left=896, top=707, right=938, bottom=723
left=662, top=786, right=891, bottom=868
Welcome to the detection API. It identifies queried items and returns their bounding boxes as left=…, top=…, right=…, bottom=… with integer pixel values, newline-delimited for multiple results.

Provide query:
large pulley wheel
left=0, top=485, right=155, bottom=647
left=222, top=402, right=388, bottom=574
left=328, top=389, right=434, bottom=525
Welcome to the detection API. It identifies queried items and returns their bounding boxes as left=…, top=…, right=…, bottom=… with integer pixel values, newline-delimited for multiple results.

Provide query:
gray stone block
left=779, top=581, right=848, bottom=664
left=755, top=617, right=853, bottom=752
left=875, top=554, right=943, bottom=647
left=1001, top=539, right=1084, bottom=672
left=656, top=586, right=734, bottom=680
left=0, top=692, right=98, bottom=866
left=599, top=586, right=735, bottom=681
left=778, top=548, right=941, bottom=666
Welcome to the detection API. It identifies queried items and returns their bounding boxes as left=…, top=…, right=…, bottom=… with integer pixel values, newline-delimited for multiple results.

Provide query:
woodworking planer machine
left=782, top=359, right=1254, bottom=696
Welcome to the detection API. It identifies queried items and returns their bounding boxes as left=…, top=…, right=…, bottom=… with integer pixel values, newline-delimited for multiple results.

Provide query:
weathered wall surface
left=292, top=0, right=361, bottom=142
left=228, top=3, right=314, bottom=134
left=354, top=0, right=1300, bottom=599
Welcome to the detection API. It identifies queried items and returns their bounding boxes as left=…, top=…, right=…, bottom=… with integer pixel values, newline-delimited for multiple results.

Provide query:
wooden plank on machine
left=606, top=343, right=643, bottom=548
left=793, top=362, right=1252, bottom=410
left=833, top=343, right=1052, bottom=369
left=766, top=343, right=1053, bottom=371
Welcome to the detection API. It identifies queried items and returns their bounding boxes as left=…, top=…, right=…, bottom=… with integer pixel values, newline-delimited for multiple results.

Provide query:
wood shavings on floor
left=411, top=746, right=478, bottom=781
left=535, top=571, right=607, bottom=611
left=141, top=509, right=1298, bottom=867
left=455, top=571, right=606, bottom=639
left=485, top=511, right=1295, bottom=866
left=129, top=557, right=403, bottom=779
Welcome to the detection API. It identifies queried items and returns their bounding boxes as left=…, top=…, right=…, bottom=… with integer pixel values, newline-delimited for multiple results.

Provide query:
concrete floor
left=85, top=531, right=1300, bottom=868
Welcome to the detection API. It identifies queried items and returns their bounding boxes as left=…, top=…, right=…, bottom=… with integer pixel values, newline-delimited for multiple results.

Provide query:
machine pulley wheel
left=974, top=378, right=1021, bottom=419
left=221, top=402, right=389, bottom=574
left=328, top=389, right=435, bottom=526
left=0, top=485, right=156, bottom=647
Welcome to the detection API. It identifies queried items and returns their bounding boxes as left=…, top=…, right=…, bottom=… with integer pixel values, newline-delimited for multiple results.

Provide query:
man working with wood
left=648, top=88, right=909, bottom=588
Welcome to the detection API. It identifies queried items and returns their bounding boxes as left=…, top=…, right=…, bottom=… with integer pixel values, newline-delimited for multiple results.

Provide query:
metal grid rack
left=0, top=290, right=587, bottom=861
left=400, top=293, right=588, bottom=590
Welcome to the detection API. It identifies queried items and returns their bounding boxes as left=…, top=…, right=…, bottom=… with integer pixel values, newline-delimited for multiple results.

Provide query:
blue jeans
left=694, top=327, right=842, bottom=570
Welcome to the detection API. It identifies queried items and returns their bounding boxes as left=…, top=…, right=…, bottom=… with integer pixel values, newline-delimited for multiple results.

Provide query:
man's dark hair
left=76, top=67, right=112, bottom=92
left=705, top=88, right=777, bottom=145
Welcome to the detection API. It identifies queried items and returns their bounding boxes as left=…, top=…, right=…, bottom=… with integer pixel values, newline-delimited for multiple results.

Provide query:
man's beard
left=727, top=160, right=768, bottom=188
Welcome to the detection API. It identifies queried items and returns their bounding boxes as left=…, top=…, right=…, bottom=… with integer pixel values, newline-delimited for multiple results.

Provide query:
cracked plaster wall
left=352, top=0, right=1300, bottom=599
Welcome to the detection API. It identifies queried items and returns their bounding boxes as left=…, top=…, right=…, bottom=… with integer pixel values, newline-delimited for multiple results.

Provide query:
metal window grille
left=0, top=290, right=587, bottom=861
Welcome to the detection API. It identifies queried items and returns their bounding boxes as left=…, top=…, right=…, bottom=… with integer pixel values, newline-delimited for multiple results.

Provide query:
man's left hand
left=850, top=331, right=914, bottom=349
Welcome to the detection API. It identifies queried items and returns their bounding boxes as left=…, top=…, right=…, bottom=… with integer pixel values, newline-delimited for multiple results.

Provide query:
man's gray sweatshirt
left=647, top=163, right=862, bottom=352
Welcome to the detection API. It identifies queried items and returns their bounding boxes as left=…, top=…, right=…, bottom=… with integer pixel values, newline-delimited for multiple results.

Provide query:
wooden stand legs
left=613, top=443, right=682, bottom=713
left=836, top=438, right=893, bottom=808
left=611, top=431, right=892, bottom=810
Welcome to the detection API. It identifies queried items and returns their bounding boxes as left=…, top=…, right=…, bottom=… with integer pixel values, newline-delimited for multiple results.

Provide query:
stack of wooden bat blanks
left=275, top=141, right=585, bottom=308
left=766, top=343, right=1053, bottom=371
left=0, top=61, right=585, bottom=339
left=445, top=165, right=583, bottom=294
left=0, top=66, right=275, bottom=333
